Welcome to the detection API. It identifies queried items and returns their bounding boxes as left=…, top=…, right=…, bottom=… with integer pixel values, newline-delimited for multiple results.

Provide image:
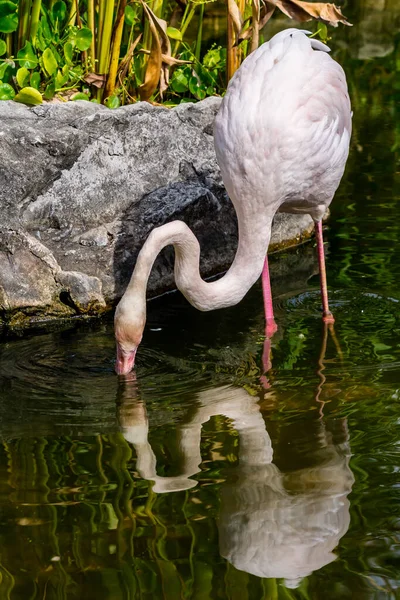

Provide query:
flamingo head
left=114, top=299, right=146, bottom=375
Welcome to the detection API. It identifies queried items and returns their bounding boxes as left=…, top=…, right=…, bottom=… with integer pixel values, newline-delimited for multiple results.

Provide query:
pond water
left=1, top=12, right=400, bottom=600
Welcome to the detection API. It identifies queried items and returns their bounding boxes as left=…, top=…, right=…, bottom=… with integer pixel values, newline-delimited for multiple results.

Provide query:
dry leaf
left=139, top=0, right=173, bottom=100
left=275, top=0, right=351, bottom=27
left=227, top=0, right=243, bottom=40
left=140, top=50, right=192, bottom=66
left=252, top=0, right=260, bottom=22
left=259, top=1, right=277, bottom=28
left=118, top=34, right=142, bottom=84
left=139, top=4, right=163, bottom=100
left=84, top=73, right=107, bottom=88
left=239, top=1, right=275, bottom=43
left=250, top=0, right=260, bottom=53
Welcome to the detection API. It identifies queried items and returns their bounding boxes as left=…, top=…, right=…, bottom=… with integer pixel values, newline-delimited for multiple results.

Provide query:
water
left=1, top=11, right=400, bottom=600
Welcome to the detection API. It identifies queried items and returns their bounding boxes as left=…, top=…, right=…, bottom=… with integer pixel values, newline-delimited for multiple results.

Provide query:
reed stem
left=195, top=2, right=204, bottom=62
left=87, top=0, right=96, bottom=68
left=104, top=0, right=127, bottom=98
left=29, top=0, right=42, bottom=45
left=18, top=0, right=32, bottom=50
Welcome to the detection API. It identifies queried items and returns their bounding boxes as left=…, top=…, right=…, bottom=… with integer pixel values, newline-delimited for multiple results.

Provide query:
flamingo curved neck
left=122, top=215, right=272, bottom=313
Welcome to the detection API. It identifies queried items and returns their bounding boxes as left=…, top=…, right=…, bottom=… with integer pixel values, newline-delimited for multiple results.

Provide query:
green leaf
left=16, top=66, right=30, bottom=88
left=42, top=47, right=57, bottom=75
left=17, top=41, right=37, bottom=69
left=64, top=41, right=73, bottom=64
left=166, top=26, right=182, bottom=41
left=105, top=95, right=120, bottom=109
left=30, top=71, right=41, bottom=89
left=124, top=5, right=136, bottom=27
left=68, top=64, right=82, bottom=78
left=52, top=0, right=66, bottom=23
left=317, top=23, right=328, bottom=42
left=44, top=80, right=55, bottom=99
left=0, top=81, right=15, bottom=100
left=38, top=14, right=52, bottom=46
left=71, top=91, right=90, bottom=101
left=171, top=69, right=188, bottom=93
left=203, top=46, right=225, bottom=69
left=53, top=46, right=62, bottom=65
left=0, top=61, right=11, bottom=81
left=55, top=68, right=68, bottom=88
left=0, top=1, right=18, bottom=33
left=0, top=38, right=6, bottom=56
left=14, top=86, right=42, bottom=105
left=189, top=76, right=206, bottom=99
left=75, top=27, right=92, bottom=51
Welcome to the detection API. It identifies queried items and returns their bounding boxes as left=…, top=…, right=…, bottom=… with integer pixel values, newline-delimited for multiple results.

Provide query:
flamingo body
left=114, top=29, right=352, bottom=374
left=214, top=28, right=351, bottom=226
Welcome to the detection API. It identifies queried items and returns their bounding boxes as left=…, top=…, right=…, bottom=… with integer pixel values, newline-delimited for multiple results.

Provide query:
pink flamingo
left=115, top=28, right=352, bottom=375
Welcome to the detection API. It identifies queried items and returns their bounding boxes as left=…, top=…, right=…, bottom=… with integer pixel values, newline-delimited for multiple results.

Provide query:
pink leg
left=315, top=220, right=335, bottom=324
left=262, top=256, right=278, bottom=338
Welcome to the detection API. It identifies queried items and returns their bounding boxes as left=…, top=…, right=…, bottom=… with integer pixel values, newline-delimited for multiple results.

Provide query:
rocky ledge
left=0, top=97, right=314, bottom=330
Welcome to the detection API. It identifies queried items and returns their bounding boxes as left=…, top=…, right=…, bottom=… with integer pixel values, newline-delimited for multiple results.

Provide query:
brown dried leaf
left=227, top=0, right=243, bottom=39
left=84, top=73, right=107, bottom=88
left=239, top=2, right=275, bottom=42
left=141, top=50, right=192, bottom=66
left=260, top=1, right=276, bottom=28
left=139, top=4, right=163, bottom=101
left=118, top=34, right=142, bottom=81
left=139, top=0, right=173, bottom=100
left=252, top=0, right=260, bottom=22
left=275, top=0, right=351, bottom=27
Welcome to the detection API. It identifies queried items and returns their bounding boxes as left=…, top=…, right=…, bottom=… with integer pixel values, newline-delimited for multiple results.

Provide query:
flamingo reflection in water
left=117, top=377, right=354, bottom=587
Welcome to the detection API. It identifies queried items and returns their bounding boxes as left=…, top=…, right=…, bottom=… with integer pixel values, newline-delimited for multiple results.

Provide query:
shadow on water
left=0, top=2, right=400, bottom=598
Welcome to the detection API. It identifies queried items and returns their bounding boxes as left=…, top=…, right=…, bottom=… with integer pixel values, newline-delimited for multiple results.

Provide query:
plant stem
left=97, top=0, right=115, bottom=100
left=30, top=0, right=42, bottom=45
left=173, top=2, right=196, bottom=57
left=67, top=0, right=77, bottom=27
left=98, top=0, right=114, bottom=72
left=226, top=1, right=235, bottom=82
left=97, top=0, right=106, bottom=61
left=18, top=0, right=32, bottom=50
left=104, top=0, right=127, bottom=99
left=6, top=34, right=12, bottom=57
left=87, top=0, right=96, bottom=69
left=195, top=2, right=204, bottom=62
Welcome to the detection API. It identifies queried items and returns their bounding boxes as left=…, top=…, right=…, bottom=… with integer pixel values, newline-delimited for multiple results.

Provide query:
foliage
left=0, top=0, right=350, bottom=107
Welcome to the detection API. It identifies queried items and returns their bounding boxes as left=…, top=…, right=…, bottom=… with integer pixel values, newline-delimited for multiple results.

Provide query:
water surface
left=0, top=7, right=400, bottom=600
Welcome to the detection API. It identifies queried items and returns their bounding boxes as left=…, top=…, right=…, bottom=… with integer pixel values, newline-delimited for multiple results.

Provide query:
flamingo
left=115, top=28, right=352, bottom=375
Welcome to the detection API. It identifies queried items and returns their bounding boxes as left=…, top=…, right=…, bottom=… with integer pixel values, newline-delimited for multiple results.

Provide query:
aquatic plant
left=0, top=0, right=350, bottom=106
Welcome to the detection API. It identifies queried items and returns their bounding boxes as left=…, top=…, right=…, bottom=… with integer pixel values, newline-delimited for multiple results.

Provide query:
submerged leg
left=262, top=255, right=278, bottom=338
left=315, top=220, right=335, bottom=324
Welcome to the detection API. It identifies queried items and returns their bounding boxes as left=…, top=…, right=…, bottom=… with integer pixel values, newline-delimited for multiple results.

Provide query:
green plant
left=0, top=0, right=351, bottom=107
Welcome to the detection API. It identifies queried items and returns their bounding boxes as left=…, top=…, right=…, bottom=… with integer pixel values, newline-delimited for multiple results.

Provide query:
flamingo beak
left=115, top=343, right=137, bottom=375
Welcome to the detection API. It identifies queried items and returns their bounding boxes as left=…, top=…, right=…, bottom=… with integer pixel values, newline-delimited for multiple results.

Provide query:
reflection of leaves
left=275, top=321, right=309, bottom=371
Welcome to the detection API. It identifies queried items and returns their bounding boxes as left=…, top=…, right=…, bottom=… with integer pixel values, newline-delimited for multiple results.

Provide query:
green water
left=1, top=9, right=400, bottom=600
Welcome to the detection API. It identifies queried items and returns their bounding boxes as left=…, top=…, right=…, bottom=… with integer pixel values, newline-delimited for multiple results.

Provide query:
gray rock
left=0, top=97, right=314, bottom=330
